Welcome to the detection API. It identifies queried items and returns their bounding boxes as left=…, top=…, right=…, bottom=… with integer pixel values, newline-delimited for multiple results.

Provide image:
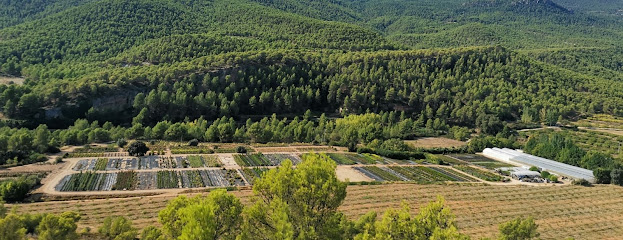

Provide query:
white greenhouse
left=482, top=148, right=595, bottom=183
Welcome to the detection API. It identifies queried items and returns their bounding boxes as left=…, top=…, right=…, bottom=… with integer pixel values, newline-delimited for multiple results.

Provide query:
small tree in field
left=127, top=141, right=149, bottom=156
left=498, top=217, right=539, bottom=240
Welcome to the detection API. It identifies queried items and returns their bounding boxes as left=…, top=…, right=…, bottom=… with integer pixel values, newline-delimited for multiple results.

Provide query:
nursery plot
left=429, top=167, right=478, bottom=182
left=94, top=158, right=108, bottom=171
left=187, top=155, right=205, bottom=168
left=56, top=172, right=117, bottom=192
left=73, top=159, right=92, bottom=171
left=453, top=165, right=505, bottom=182
left=449, top=154, right=513, bottom=169
left=139, top=156, right=160, bottom=170
left=326, top=153, right=357, bottom=165
left=157, top=171, right=179, bottom=189
left=202, top=155, right=222, bottom=167
left=241, top=167, right=270, bottom=184
left=234, top=154, right=272, bottom=166
left=355, top=166, right=403, bottom=181
left=181, top=170, right=205, bottom=188
left=264, top=154, right=302, bottom=165
left=137, top=172, right=157, bottom=190
left=113, top=171, right=137, bottom=190
left=326, top=153, right=386, bottom=165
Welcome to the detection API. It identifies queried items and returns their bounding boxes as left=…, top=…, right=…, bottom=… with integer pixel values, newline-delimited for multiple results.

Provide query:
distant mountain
left=553, top=0, right=623, bottom=15
left=0, top=0, right=394, bottom=75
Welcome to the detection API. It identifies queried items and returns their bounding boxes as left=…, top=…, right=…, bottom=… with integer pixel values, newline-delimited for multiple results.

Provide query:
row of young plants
left=356, top=166, right=480, bottom=183
left=157, top=171, right=179, bottom=189
left=326, top=153, right=388, bottom=165
left=112, top=171, right=137, bottom=190
left=429, top=167, right=478, bottom=182
left=57, top=171, right=117, bottom=191
left=241, top=167, right=270, bottom=184
left=453, top=165, right=505, bottom=182
left=94, top=158, right=108, bottom=171
left=73, top=146, right=118, bottom=153
left=264, top=154, right=302, bottom=165
left=234, top=153, right=272, bottom=166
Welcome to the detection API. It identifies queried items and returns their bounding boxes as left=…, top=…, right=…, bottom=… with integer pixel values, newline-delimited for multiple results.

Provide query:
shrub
left=127, top=141, right=149, bottom=157
left=236, top=146, right=247, bottom=154
left=549, top=175, right=558, bottom=183
left=55, top=157, right=63, bottom=164
left=572, top=179, right=592, bottom=187
left=611, top=169, right=623, bottom=186
left=540, top=171, right=550, bottom=178
left=529, top=166, right=540, bottom=172
left=594, top=168, right=611, bottom=184
left=188, top=139, right=199, bottom=146
left=117, top=139, right=128, bottom=148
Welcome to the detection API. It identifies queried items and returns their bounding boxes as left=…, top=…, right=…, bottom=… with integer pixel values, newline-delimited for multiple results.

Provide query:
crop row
left=265, top=154, right=302, bottom=165
left=234, top=154, right=272, bottom=166
left=73, top=146, right=118, bottom=153
left=57, top=169, right=248, bottom=191
left=56, top=172, right=116, bottom=191
left=327, top=153, right=388, bottom=165
left=453, top=165, right=504, bottom=182
left=241, top=168, right=270, bottom=184
left=113, top=171, right=137, bottom=190
left=157, top=171, right=179, bottom=189
left=354, top=166, right=480, bottom=183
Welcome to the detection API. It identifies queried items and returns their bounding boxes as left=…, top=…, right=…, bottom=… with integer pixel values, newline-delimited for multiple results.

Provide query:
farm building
left=510, top=170, right=542, bottom=181
left=483, top=148, right=595, bottom=183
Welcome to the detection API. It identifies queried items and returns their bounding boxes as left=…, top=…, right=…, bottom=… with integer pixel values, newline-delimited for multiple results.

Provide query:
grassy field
left=10, top=184, right=623, bottom=239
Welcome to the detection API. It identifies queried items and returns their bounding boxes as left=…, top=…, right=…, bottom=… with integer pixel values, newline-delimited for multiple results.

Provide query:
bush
left=594, top=168, right=611, bottom=184
left=127, top=141, right=149, bottom=157
left=46, top=146, right=61, bottom=154
left=236, top=146, right=247, bottom=154
left=540, top=171, right=550, bottom=178
left=0, top=175, right=40, bottom=202
left=529, top=166, right=540, bottom=172
left=98, top=216, right=137, bottom=240
left=188, top=139, right=199, bottom=146
left=548, top=175, right=558, bottom=183
left=611, top=169, right=623, bottom=186
left=572, top=179, right=592, bottom=187
left=117, top=139, right=128, bottom=148
left=55, top=157, right=63, bottom=164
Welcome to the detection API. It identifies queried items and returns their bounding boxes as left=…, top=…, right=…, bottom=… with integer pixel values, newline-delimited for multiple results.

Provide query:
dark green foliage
left=117, top=139, right=127, bottom=148
left=522, top=132, right=616, bottom=170
left=594, top=168, right=612, bottom=184
left=188, top=139, right=199, bottom=147
left=0, top=175, right=40, bottom=202
left=611, top=169, right=623, bottom=186
left=127, top=141, right=149, bottom=157
left=236, top=146, right=248, bottom=154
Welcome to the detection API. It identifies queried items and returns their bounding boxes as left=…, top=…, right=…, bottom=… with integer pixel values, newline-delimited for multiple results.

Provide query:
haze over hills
left=3, top=1, right=623, bottom=239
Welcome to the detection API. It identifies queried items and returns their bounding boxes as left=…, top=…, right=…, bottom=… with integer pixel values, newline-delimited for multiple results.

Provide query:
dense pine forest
left=1, top=0, right=623, bottom=165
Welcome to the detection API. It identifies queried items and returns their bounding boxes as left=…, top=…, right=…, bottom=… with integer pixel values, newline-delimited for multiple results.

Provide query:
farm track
left=10, top=184, right=623, bottom=239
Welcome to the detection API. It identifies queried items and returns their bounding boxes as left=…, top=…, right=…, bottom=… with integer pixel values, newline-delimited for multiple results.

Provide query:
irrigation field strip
left=340, top=185, right=623, bottom=239
left=13, top=184, right=623, bottom=239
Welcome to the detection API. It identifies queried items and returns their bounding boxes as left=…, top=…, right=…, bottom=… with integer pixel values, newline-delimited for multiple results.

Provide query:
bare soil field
left=9, top=184, right=623, bottom=240
left=405, top=137, right=466, bottom=148
left=336, top=166, right=373, bottom=182
left=0, top=76, right=24, bottom=85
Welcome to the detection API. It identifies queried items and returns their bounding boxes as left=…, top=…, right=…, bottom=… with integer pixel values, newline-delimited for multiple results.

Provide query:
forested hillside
left=1, top=0, right=623, bottom=165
